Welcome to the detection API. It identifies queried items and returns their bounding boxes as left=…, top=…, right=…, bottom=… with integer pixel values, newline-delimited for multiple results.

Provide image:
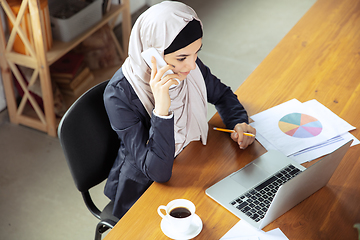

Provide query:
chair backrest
left=58, top=80, right=120, bottom=193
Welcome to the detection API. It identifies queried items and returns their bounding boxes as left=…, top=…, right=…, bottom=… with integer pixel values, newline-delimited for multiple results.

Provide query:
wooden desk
left=105, top=0, right=360, bottom=239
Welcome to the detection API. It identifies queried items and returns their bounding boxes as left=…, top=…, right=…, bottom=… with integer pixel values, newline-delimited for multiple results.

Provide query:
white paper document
left=220, top=220, right=288, bottom=240
left=252, top=126, right=359, bottom=164
left=250, top=99, right=359, bottom=162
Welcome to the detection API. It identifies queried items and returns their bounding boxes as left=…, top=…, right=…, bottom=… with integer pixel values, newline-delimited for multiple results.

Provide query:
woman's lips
left=180, top=71, right=190, bottom=76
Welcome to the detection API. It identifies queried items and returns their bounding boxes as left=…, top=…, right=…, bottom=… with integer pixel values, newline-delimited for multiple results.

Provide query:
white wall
left=113, top=0, right=163, bottom=25
left=146, top=0, right=163, bottom=6
left=126, top=0, right=163, bottom=13
left=120, top=0, right=146, bottom=14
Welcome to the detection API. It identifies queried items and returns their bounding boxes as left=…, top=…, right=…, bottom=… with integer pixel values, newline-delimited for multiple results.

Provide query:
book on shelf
left=60, top=72, right=95, bottom=97
left=52, top=63, right=86, bottom=84
left=50, top=52, right=85, bottom=79
left=54, top=66, right=90, bottom=90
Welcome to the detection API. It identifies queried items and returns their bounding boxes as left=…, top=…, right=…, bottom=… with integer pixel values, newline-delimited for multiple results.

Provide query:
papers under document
left=220, top=220, right=289, bottom=240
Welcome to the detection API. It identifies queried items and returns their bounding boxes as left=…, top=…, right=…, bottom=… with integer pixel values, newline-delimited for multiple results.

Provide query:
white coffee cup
left=157, top=199, right=196, bottom=233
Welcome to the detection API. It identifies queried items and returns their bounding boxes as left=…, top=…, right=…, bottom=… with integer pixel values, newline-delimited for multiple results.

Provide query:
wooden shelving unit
left=0, top=0, right=131, bottom=136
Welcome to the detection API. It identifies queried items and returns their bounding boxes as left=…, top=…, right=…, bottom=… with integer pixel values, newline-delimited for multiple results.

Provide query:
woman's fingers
left=232, top=123, right=256, bottom=149
left=157, top=74, right=179, bottom=86
left=150, top=57, right=175, bottom=82
left=150, top=56, right=157, bottom=80
left=150, top=59, right=179, bottom=89
left=149, top=57, right=180, bottom=116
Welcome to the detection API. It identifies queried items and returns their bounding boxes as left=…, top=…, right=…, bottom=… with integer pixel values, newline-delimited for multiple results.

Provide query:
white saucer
left=160, top=214, right=203, bottom=239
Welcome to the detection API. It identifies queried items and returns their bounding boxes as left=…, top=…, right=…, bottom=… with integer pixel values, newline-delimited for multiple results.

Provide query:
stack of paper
left=220, top=220, right=288, bottom=240
left=250, top=99, right=359, bottom=163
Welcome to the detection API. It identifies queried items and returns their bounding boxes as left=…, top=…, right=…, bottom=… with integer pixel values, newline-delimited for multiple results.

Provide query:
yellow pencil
left=213, top=127, right=255, bottom=137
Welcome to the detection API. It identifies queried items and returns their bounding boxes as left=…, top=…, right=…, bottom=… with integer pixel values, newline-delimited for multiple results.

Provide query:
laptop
left=206, top=140, right=353, bottom=229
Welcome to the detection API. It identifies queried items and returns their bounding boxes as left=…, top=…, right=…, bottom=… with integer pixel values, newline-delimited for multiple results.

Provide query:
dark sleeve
left=196, top=58, right=249, bottom=129
left=104, top=76, right=175, bottom=183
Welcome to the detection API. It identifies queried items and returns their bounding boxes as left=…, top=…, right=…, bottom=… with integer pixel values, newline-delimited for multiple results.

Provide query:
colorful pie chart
left=278, top=113, right=322, bottom=138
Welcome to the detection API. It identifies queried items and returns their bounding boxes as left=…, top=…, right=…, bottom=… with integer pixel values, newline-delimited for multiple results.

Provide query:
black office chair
left=58, top=80, right=120, bottom=240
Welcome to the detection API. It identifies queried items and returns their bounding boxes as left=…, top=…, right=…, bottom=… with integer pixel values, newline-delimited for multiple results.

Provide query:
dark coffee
left=169, top=207, right=191, bottom=218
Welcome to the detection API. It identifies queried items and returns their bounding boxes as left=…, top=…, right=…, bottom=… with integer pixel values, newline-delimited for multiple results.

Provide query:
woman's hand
left=150, top=57, right=179, bottom=116
left=230, top=123, right=256, bottom=149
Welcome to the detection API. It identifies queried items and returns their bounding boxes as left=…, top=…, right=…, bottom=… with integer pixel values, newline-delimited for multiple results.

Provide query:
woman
left=103, top=1, right=256, bottom=218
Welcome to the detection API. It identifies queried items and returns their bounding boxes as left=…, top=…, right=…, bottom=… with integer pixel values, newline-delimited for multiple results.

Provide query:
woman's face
left=164, top=38, right=202, bottom=81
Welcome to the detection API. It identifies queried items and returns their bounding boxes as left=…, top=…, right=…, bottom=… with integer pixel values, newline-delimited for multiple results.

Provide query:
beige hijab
left=122, top=1, right=208, bottom=156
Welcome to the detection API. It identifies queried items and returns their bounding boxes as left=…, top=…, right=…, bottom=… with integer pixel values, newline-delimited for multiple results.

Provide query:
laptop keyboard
left=230, top=164, right=302, bottom=222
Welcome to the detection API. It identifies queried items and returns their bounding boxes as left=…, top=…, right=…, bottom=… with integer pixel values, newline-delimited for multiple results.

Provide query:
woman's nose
left=186, top=57, right=197, bottom=70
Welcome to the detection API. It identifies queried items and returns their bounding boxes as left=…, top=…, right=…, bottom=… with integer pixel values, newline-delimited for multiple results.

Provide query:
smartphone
left=141, top=48, right=180, bottom=84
